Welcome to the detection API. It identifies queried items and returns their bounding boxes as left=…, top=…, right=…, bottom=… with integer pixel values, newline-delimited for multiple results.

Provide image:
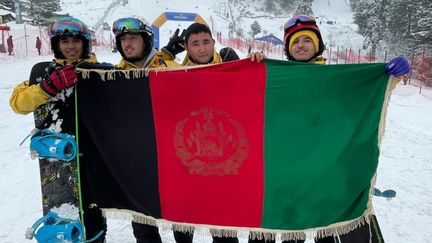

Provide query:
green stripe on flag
left=262, top=59, right=389, bottom=230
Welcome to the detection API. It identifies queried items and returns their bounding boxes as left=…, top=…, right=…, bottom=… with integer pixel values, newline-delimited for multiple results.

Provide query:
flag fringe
left=378, top=76, right=399, bottom=149
left=77, top=69, right=150, bottom=81
left=101, top=208, right=374, bottom=241
left=77, top=63, right=222, bottom=81
left=314, top=213, right=369, bottom=239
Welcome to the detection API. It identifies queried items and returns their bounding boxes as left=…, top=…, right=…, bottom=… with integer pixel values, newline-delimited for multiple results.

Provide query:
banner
left=77, top=59, right=392, bottom=239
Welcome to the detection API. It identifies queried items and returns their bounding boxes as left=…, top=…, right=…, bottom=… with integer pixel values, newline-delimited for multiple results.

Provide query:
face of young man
left=289, top=35, right=316, bottom=61
left=185, top=32, right=215, bottom=64
left=120, top=33, right=146, bottom=65
left=58, top=36, right=84, bottom=59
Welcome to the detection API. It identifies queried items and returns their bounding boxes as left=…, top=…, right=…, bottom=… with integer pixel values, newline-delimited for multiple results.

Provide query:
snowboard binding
left=21, top=129, right=77, bottom=162
left=25, top=211, right=103, bottom=243
left=373, top=187, right=396, bottom=199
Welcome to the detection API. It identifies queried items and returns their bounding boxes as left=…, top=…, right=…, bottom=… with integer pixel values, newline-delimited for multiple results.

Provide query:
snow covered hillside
left=57, top=0, right=364, bottom=53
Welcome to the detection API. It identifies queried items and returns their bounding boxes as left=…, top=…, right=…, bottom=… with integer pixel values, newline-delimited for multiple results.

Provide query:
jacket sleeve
left=158, top=50, right=175, bottom=61
left=9, top=81, right=51, bottom=115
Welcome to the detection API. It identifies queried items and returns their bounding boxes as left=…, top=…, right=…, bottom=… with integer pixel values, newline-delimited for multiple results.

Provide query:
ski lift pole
left=358, top=49, right=361, bottom=64
left=408, top=51, right=415, bottom=85
left=24, top=23, right=28, bottom=56
left=336, top=46, right=339, bottom=64
left=420, top=46, right=426, bottom=94
left=345, top=47, right=348, bottom=64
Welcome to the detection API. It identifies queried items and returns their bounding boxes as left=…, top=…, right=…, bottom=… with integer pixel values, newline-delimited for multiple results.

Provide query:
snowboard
left=28, top=61, right=81, bottom=218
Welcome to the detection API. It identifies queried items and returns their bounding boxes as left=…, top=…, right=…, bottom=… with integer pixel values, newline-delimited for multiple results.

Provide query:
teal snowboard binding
left=25, top=211, right=103, bottom=243
left=21, top=129, right=77, bottom=162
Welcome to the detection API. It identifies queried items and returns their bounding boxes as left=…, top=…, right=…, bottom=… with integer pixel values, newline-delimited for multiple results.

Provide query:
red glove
left=40, top=64, right=78, bottom=96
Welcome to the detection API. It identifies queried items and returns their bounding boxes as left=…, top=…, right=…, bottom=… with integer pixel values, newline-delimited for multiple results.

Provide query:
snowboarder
left=111, top=16, right=181, bottom=243
left=9, top=17, right=107, bottom=243
left=113, top=17, right=179, bottom=69
left=163, top=22, right=242, bottom=66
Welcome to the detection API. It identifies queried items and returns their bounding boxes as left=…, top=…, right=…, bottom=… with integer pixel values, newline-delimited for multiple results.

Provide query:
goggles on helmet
left=50, top=17, right=91, bottom=41
left=284, top=15, right=316, bottom=34
left=112, top=17, right=152, bottom=36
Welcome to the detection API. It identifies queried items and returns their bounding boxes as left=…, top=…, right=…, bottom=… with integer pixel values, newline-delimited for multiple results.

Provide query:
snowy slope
left=58, top=0, right=364, bottom=53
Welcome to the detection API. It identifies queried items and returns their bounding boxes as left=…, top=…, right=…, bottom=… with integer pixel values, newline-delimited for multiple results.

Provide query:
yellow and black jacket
left=115, top=49, right=181, bottom=69
left=181, top=50, right=223, bottom=66
left=10, top=53, right=98, bottom=115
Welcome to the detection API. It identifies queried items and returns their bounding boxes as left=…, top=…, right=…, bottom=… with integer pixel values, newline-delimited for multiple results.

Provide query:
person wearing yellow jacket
left=163, top=22, right=241, bottom=68
left=9, top=17, right=107, bottom=243
left=161, top=22, right=242, bottom=243
left=110, top=17, right=183, bottom=243
left=248, top=15, right=411, bottom=243
left=9, top=53, right=97, bottom=114
left=112, top=17, right=180, bottom=70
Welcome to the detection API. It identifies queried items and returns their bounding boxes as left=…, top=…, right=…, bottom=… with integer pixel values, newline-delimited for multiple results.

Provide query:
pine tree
left=249, top=20, right=262, bottom=38
left=293, top=0, right=313, bottom=16
left=264, top=0, right=276, bottom=13
left=0, top=0, right=15, bottom=11
left=277, top=0, right=298, bottom=11
left=349, top=0, right=362, bottom=11
left=354, top=0, right=389, bottom=56
left=411, top=0, right=432, bottom=46
left=385, top=0, right=417, bottom=55
left=23, top=0, right=61, bottom=19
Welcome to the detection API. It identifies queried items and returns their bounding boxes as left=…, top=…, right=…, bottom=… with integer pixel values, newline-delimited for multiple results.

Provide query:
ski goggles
left=50, top=18, right=89, bottom=38
left=284, top=15, right=316, bottom=34
left=112, top=17, right=152, bottom=36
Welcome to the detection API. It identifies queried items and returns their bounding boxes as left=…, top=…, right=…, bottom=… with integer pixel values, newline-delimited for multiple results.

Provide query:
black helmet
left=49, top=17, right=92, bottom=59
left=112, top=17, right=154, bottom=59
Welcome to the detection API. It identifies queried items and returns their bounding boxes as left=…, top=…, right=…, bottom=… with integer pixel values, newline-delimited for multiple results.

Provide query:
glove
left=40, top=64, right=78, bottom=96
left=386, top=55, right=411, bottom=77
left=220, top=47, right=240, bottom=62
left=162, top=28, right=186, bottom=58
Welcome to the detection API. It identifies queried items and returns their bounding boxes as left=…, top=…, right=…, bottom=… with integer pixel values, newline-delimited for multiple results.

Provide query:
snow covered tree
left=264, top=0, right=276, bottom=13
left=385, top=0, right=417, bottom=55
left=411, top=0, right=432, bottom=46
left=349, top=0, right=362, bottom=11
left=293, top=0, right=313, bottom=16
left=249, top=20, right=262, bottom=38
left=0, top=0, right=15, bottom=11
left=22, top=0, right=61, bottom=19
left=354, top=0, right=390, bottom=56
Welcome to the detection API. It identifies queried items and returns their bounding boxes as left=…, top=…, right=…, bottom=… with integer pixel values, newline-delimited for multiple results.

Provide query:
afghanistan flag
left=76, top=59, right=394, bottom=239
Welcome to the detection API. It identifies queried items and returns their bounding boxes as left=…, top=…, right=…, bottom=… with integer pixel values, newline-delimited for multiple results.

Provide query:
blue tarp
left=255, top=34, right=284, bottom=45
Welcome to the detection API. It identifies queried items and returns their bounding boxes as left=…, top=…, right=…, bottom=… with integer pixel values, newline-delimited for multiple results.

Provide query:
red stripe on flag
left=150, top=60, right=266, bottom=227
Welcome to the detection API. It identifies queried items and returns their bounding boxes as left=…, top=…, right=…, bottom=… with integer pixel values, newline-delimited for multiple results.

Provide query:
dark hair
left=115, top=32, right=153, bottom=59
left=51, top=35, right=90, bottom=59
left=185, top=23, right=212, bottom=44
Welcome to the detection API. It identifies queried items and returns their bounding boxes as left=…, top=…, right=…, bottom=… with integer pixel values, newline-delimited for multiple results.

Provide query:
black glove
left=162, top=28, right=186, bottom=58
left=220, top=47, right=240, bottom=62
